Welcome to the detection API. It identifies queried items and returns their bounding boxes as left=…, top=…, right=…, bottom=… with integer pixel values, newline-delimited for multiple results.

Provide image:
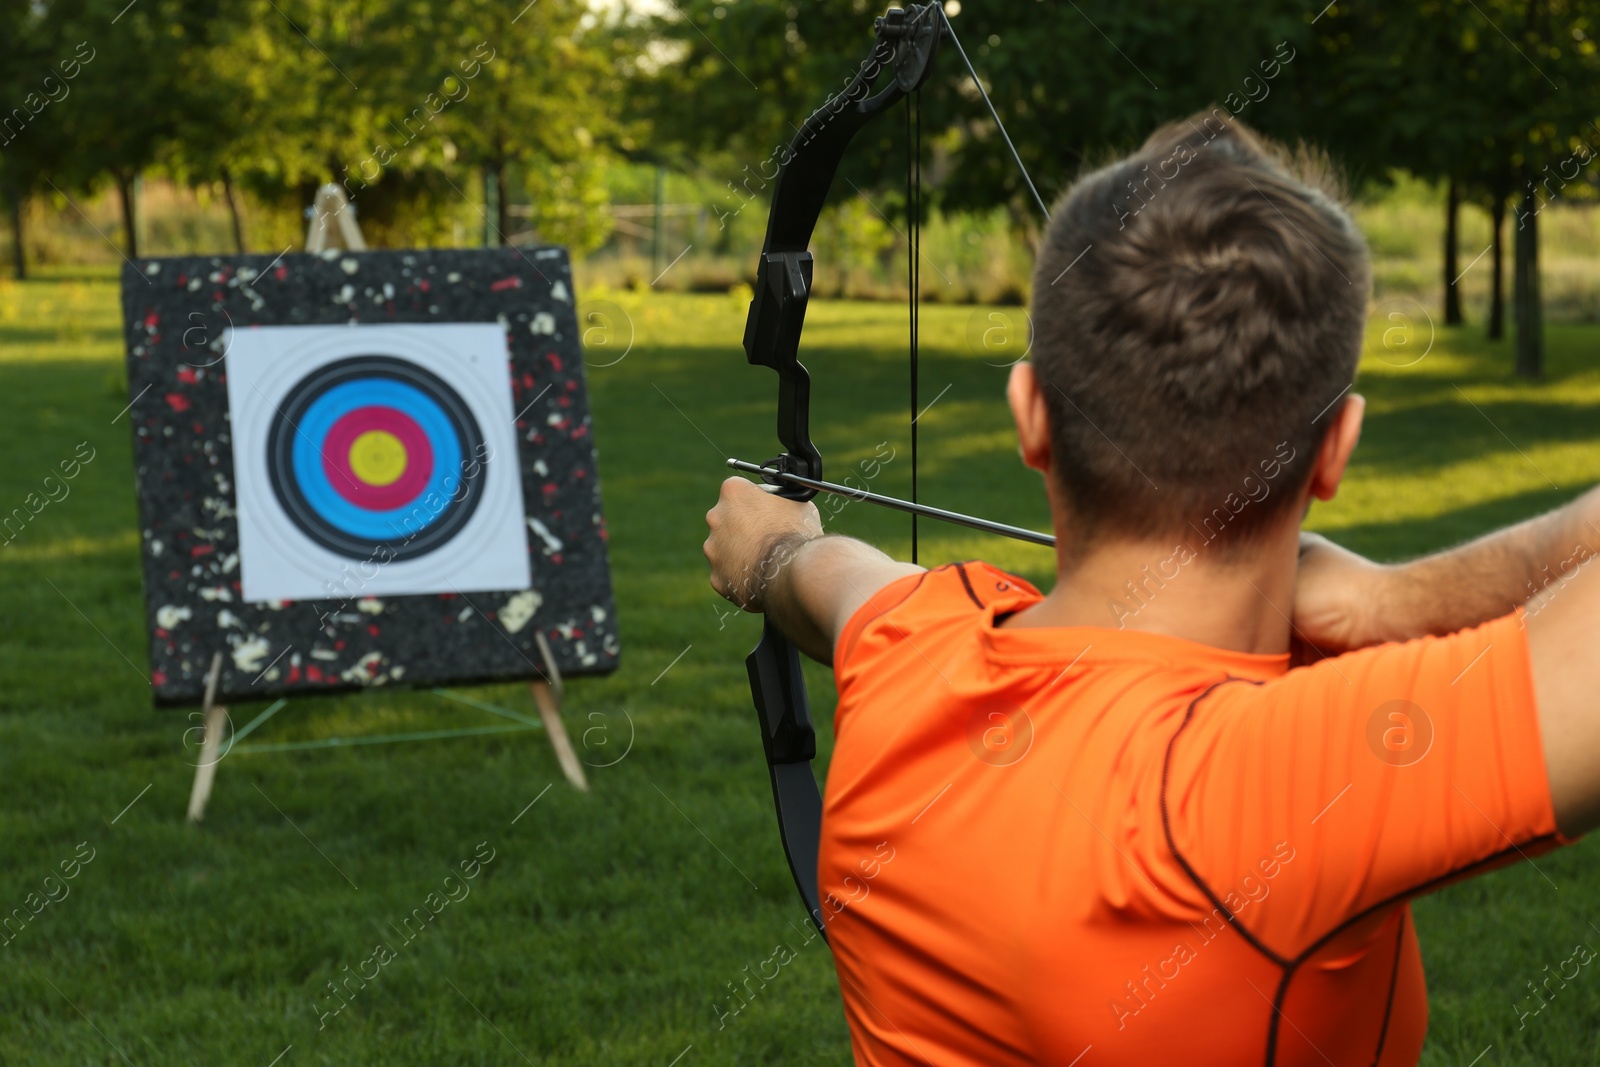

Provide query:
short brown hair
left=1030, top=112, right=1370, bottom=552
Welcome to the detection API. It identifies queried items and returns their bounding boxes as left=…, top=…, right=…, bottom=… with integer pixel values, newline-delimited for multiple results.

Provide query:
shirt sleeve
left=833, top=562, right=1036, bottom=703
left=1163, top=610, right=1564, bottom=961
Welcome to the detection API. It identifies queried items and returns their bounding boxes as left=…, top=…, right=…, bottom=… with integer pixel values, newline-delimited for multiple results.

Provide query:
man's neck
left=1001, top=525, right=1301, bottom=656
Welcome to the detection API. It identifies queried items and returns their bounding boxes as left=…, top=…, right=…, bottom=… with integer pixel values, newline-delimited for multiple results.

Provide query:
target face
left=225, top=324, right=531, bottom=603
left=268, top=356, right=486, bottom=560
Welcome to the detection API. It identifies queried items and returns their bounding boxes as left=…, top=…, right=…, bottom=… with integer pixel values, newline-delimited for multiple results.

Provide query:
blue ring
left=288, top=379, right=465, bottom=540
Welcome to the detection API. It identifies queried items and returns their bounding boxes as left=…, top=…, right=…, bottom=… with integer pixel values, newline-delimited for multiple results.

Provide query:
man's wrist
left=1359, top=560, right=1412, bottom=643
left=745, top=528, right=825, bottom=613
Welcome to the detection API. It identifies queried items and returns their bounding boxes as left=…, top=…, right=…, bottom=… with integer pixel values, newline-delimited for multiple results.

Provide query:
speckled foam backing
left=121, top=247, right=618, bottom=706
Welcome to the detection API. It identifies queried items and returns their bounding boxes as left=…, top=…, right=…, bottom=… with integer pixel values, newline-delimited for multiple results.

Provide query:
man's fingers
left=704, top=475, right=808, bottom=617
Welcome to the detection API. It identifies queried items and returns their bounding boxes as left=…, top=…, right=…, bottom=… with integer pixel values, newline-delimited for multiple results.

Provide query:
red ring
left=322, top=406, right=435, bottom=510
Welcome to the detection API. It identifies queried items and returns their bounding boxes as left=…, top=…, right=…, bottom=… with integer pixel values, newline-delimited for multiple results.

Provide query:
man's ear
left=1007, top=362, right=1053, bottom=473
left=1307, top=393, right=1365, bottom=501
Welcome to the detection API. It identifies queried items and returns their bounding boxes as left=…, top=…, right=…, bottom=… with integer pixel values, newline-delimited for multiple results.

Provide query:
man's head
left=1012, top=112, right=1371, bottom=558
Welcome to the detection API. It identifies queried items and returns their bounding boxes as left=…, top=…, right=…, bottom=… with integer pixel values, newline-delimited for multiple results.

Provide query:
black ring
left=266, top=355, right=488, bottom=562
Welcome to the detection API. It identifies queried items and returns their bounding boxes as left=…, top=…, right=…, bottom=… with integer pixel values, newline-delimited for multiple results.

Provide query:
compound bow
left=734, top=2, right=1049, bottom=937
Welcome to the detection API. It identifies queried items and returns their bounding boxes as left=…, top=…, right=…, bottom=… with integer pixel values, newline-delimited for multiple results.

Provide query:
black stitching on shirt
left=954, top=562, right=984, bottom=609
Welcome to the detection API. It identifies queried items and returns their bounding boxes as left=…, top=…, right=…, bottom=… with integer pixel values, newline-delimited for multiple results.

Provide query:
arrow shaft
left=726, top=457, right=1056, bottom=548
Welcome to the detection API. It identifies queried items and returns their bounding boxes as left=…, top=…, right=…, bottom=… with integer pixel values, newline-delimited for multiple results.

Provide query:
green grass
left=1, top=276, right=1598, bottom=1065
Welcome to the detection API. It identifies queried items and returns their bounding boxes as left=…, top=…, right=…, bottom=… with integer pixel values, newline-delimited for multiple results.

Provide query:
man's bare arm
left=1295, top=484, right=1600, bottom=834
left=758, top=535, right=922, bottom=663
left=1527, top=529, right=1600, bottom=836
left=1374, top=484, right=1600, bottom=638
left=1295, top=485, right=1600, bottom=651
left=704, top=477, right=920, bottom=664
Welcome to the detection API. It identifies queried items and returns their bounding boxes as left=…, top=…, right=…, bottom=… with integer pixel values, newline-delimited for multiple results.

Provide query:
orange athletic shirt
left=820, top=562, right=1564, bottom=1067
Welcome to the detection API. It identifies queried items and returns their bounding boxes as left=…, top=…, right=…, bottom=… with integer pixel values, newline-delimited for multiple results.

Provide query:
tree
left=1272, top=2, right=1485, bottom=328
left=163, top=7, right=292, bottom=253
left=34, top=0, right=221, bottom=258
left=1444, top=178, right=1464, bottom=324
left=0, top=0, right=66, bottom=277
left=226, top=0, right=389, bottom=240
left=1498, top=0, right=1600, bottom=378
left=362, top=0, right=617, bottom=249
left=1287, top=0, right=1600, bottom=374
left=930, top=0, right=1308, bottom=226
left=642, top=0, right=1312, bottom=247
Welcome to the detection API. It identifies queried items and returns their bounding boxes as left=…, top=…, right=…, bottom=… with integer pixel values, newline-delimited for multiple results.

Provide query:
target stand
left=122, top=243, right=619, bottom=825
left=304, top=183, right=367, bottom=253
left=185, top=631, right=588, bottom=823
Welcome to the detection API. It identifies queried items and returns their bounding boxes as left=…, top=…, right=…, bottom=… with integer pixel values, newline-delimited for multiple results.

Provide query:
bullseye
left=350, top=431, right=407, bottom=486
left=266, top=355, right=487, bottom=561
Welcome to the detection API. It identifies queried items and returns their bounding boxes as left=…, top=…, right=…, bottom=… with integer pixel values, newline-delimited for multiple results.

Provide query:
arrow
left=726, top=457, right=1055, bottom=547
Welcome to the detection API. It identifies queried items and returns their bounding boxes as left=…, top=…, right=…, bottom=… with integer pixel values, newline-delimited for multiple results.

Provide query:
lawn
left=1, top=272, right=1598, bottom=1065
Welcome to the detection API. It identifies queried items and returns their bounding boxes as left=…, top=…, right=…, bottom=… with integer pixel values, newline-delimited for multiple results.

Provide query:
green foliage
left=637, top=0, right=1309, bottom=225
left=1279, top=0, right=1600, bottom=202
left=929, top=0, right=1308, bottom=215
left=1, top=0, right=622, bottom=254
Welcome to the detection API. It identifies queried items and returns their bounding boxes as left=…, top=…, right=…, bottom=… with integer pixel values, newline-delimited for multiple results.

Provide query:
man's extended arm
left=704, top=477, right=921, bottom=664
left=1294, top=484, right=1600, bottom=651
left=1292, top=483, right=1600, bottom=834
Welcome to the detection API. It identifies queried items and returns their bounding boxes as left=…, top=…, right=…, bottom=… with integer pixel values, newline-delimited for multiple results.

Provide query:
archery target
left=225, top=324, right=531, bottom=602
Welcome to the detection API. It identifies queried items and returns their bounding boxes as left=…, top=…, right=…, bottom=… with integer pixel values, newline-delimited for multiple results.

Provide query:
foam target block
left=121, top=247, right=618, bottom=705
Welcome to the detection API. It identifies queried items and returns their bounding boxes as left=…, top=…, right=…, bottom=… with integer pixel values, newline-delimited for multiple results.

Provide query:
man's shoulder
left=835, top=561, right=1037, bottom=658
left=1268, top=609, right=1531, bottom=694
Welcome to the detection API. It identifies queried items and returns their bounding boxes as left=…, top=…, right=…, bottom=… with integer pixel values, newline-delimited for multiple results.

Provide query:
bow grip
left=746, top=617, right=818, bottom=766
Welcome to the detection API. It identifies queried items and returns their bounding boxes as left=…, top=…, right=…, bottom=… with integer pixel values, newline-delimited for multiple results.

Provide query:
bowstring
left=904, top=4, right=1050, bottom=569
left=905, top=5, right=1049, bottom=569
left=907, top=86, right=922, bottom=565
left=937, top=5, right=1051, bottom=223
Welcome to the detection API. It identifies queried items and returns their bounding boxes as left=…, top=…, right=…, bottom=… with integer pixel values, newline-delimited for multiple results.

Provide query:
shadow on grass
left=1354, top=397, right=1600, bottom=475
left=0, top=324, right=124, bottom=347
left=1319, top=484, right=1582, bottom=561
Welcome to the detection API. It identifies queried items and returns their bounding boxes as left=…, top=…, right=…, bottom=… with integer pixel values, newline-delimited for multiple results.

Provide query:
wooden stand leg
left=186, top=652, right=229, bottom=823
left=532, top=633, right=588, bottom=792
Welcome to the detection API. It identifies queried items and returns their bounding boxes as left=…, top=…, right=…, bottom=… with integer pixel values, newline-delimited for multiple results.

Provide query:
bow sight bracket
left=742, top=250, right=820, bottom=498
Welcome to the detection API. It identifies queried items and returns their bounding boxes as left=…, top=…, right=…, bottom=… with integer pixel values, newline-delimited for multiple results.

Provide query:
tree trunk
left=5, top=186, right=24, bottom=280
left=220, top=167, right=246, bottom=253
left=1488, top=193, right=1506, bottom=341
left=1513, top=184, right=1542, bottom=379
left=114, top=170, right=139, bottom=259
left=496, top=162, right=510, bottom=244
left=652, top=165, right=666, bottom=280
left=1443, top=178, right=1462, bottom=325
left=484, top=166, right=501, bottom=246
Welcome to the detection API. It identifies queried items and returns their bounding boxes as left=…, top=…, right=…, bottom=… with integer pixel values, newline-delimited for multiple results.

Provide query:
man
left=704, top=115, right=1598, bottom=1066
